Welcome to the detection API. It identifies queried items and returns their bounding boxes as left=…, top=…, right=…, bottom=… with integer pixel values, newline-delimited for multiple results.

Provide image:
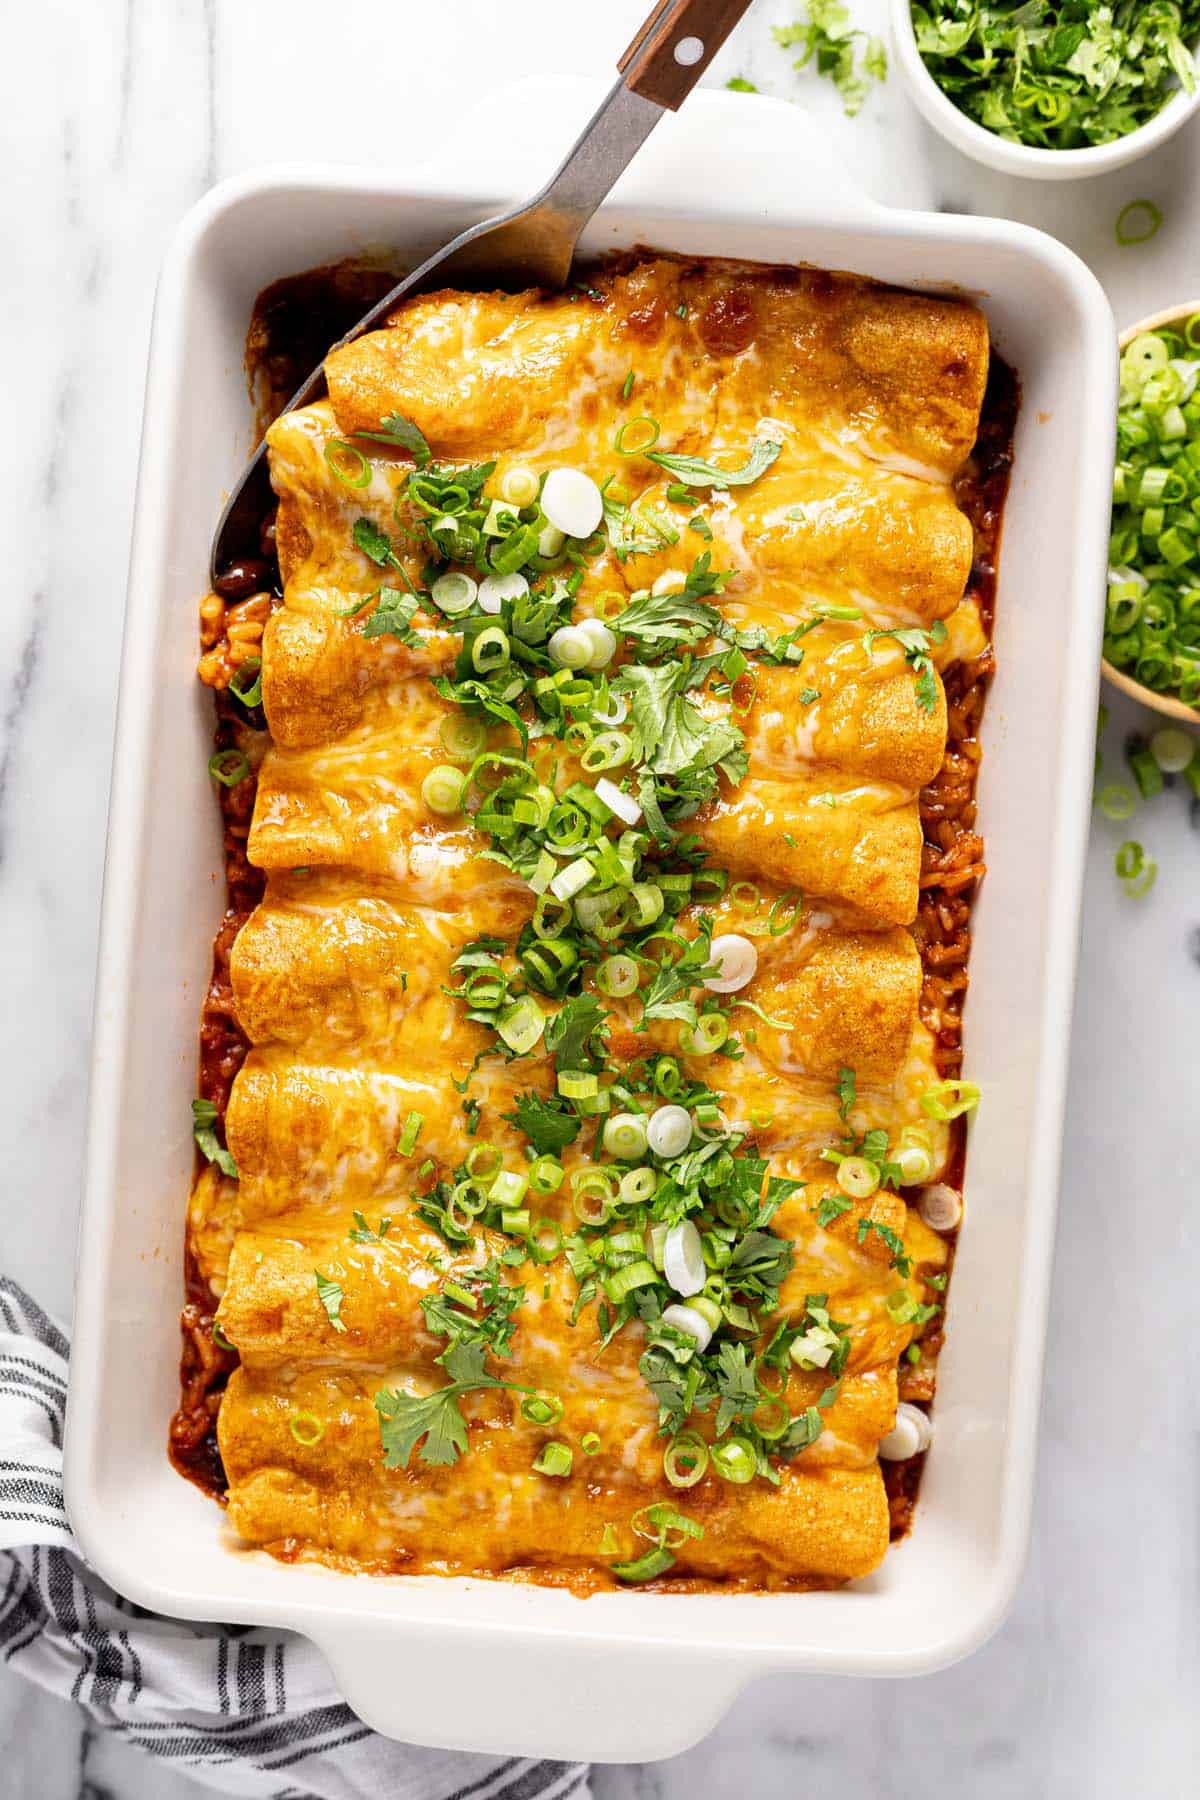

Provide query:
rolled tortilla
left=218, top=1360, right=893, bottom=1586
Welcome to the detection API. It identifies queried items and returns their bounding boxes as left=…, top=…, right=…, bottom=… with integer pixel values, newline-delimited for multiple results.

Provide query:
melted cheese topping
left=200, top=257, right=988, bottom=1592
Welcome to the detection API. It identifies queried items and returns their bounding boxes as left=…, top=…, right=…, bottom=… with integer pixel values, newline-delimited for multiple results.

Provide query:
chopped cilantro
left=313, top=1270, right=348, bottom=1333
left=350, top=412, right=431, bottom=466
left=773, top=5, right=887, bottom=118
left=375, top=1339, right=526, bottom=1469
left=911, top=1, right=1200, bottom=150
left=647, top=439, right=781, bottom=490
left=191, top=1097, right=237, bottom=1180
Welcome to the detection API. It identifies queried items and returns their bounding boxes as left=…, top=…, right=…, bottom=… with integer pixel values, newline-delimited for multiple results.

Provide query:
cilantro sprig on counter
left=911, top=1, right=1200, bottom=150
left=774, top=5, right=888, bottom=117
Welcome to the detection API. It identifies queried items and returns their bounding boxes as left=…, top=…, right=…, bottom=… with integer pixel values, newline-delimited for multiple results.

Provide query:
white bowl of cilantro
left=891, top=1, right=1200, bottom=178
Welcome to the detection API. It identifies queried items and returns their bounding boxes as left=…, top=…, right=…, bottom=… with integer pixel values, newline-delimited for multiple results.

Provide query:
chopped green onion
left=1127, top=743, right=1164, bottom=799
left=598, top=954, right=640, bottom=998
left=497, top=996, right=545, bottom=1056
left=602, top=1259, right=659, bottom=1303
left=466, top=1142, right=501, bottom=1180
left=652, top=1057, right=683, bottom=1099
left=920, top=1079, right=981, bottom=1122
left=558, top=1070, right=598, bottom=1100
left=533, top=1441, right=573, bottom=1478
left=521, top=1393, right=565, bottom=1427
left=208, top=748, right=250, bottom=787
left=1150, top=726, right=1195, bottom=773
left=663, top=1433, right=709, bottom=1489
left=614, top=416, right=661, bottom=456
left=710, top=1436, right=756, bottom=1484
left=582, top=1432, right=601, bottom=1455
left=548, top=624, right=593, bottom=670
left=603, top=1112, right=649, bottom=1161
left=1116, top=201, right=1163, bottom=248
left=611, top=1545, right=674, bottom=1582
left=836, top=1155, right=879, bottom=1200
left=324, top=438, right=372, bottom=488
left=440, top=713, right=487, bottom=760
left=472, top=626, right=510, bottom=673
left=621, top=370, right=636, bottom=401
left=429, top=571, right=478, bottom=615
left=396, top=1111, right=423, bottom=1156
left=498, top=465, right=540, bottom=507
left=679, top=1013, right=729, bottom=1056
left=421, top=764, right=466, bottom=815
left=619, top=1166, right=657, bottom=1206
left=550, top=857, right=594, bottom=903
left=289, top=1410, right=325, bottom=1446
left=492, top=1169, right=530, bottom=1209
left=529, top=1217, right=564, bottom=1265
left=228, top=658, right=263, bottom=709
left=1115, top=838, right=1158, bottom=896
left=1097, top=783, right=1136, bottom=822
left=581, top=730, right=632, bottom=772
left=529, top=1155, right=564, bottom=1195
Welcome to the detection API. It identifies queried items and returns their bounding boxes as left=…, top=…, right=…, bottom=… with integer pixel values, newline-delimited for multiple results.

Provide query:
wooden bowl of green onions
left=1102, top=304, right=1200, bottom=723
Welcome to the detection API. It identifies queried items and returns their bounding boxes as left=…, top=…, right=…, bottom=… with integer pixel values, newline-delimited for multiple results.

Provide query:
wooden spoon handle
left=618, top=0, right=756, bottom=110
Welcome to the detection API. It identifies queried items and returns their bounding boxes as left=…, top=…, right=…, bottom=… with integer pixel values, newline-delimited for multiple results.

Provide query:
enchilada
left=173, top=255, right=1010, bottom=1590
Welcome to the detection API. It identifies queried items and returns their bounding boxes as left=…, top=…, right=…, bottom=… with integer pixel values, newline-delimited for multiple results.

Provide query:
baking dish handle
left=313, top=1617, right=749, bottom=1761
left=423, top=76, right=882, bottom=227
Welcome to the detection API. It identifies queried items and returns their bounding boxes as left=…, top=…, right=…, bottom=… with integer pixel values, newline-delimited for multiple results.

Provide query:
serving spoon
left=210, top=0, right=755, bottom=583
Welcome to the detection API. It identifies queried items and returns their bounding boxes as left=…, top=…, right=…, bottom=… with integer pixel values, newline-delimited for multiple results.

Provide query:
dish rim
left=63, top=83, right=1118, bottom=1759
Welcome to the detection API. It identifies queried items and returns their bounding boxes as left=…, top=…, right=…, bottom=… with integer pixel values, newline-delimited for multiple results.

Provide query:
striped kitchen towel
left=0, top=1278, right=590, bottom=1800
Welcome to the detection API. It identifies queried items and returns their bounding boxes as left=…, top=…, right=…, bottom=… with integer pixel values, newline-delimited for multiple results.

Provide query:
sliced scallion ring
left=289, top=1410, right=325, bottom=1446
left=920, top=1079, right=981, bottom=1122
left=663, top=1434, right=708, bottom=1489
left=421, top=764, right=466, bottom=816
left=323, top=438, right=372, bottom=488
left=614, top=416, right=661, bottom=456
left=710, top=1436, right=756, bottom=1484
left=208, top=748, right=249, bottom=787
left=1115, top=200, right=1163, bottom=248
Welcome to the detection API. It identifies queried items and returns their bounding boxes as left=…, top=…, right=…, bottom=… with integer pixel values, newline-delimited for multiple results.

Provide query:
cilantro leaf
left=836, top=1065, right=857, bottom=1121
left=375, top=1337, right=528, bottom=1469
left=773, top=5, right=887, bottom=117
left=351, top=412, right=431, bottom=466
left=504, top=1092, right=581, bottom=1156
left=359, top=586, right=423, bottom=643
left=647, top=439, right=781, bottom=490
left=192, top=1097, right=237, bottom=1180
left=856, top=1217, right=913, bottom=1277
left=544, top=994, right=608, bottom=1072
left=862, top=622, right=947, bottom=716
left=349, top=1210, right=392, bottom=1244
left=816, top=1192, right=853, bottom=1229
left=618, top=662, right=744, bottom=780
left=314, top=1270, right=348, bottom=1333
left=352, top=516, right=401, bottom=567
left=713, top=1341, right=760, bottom=1436
left=638, top=926, right=720, bottom=1028
left=613, top=592, right=722, bottom=650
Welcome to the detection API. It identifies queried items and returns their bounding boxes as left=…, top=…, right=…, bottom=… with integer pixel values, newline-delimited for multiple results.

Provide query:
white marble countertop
left=3, top=1, right=1198, bottom=1794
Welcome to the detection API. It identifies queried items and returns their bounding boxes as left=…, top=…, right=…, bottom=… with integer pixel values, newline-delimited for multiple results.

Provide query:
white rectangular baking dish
left=65, top=81, right=1116, bottom=1764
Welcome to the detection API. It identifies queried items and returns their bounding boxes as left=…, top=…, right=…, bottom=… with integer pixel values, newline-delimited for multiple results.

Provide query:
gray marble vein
left=1, top=1, right=1197, bottom=1795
